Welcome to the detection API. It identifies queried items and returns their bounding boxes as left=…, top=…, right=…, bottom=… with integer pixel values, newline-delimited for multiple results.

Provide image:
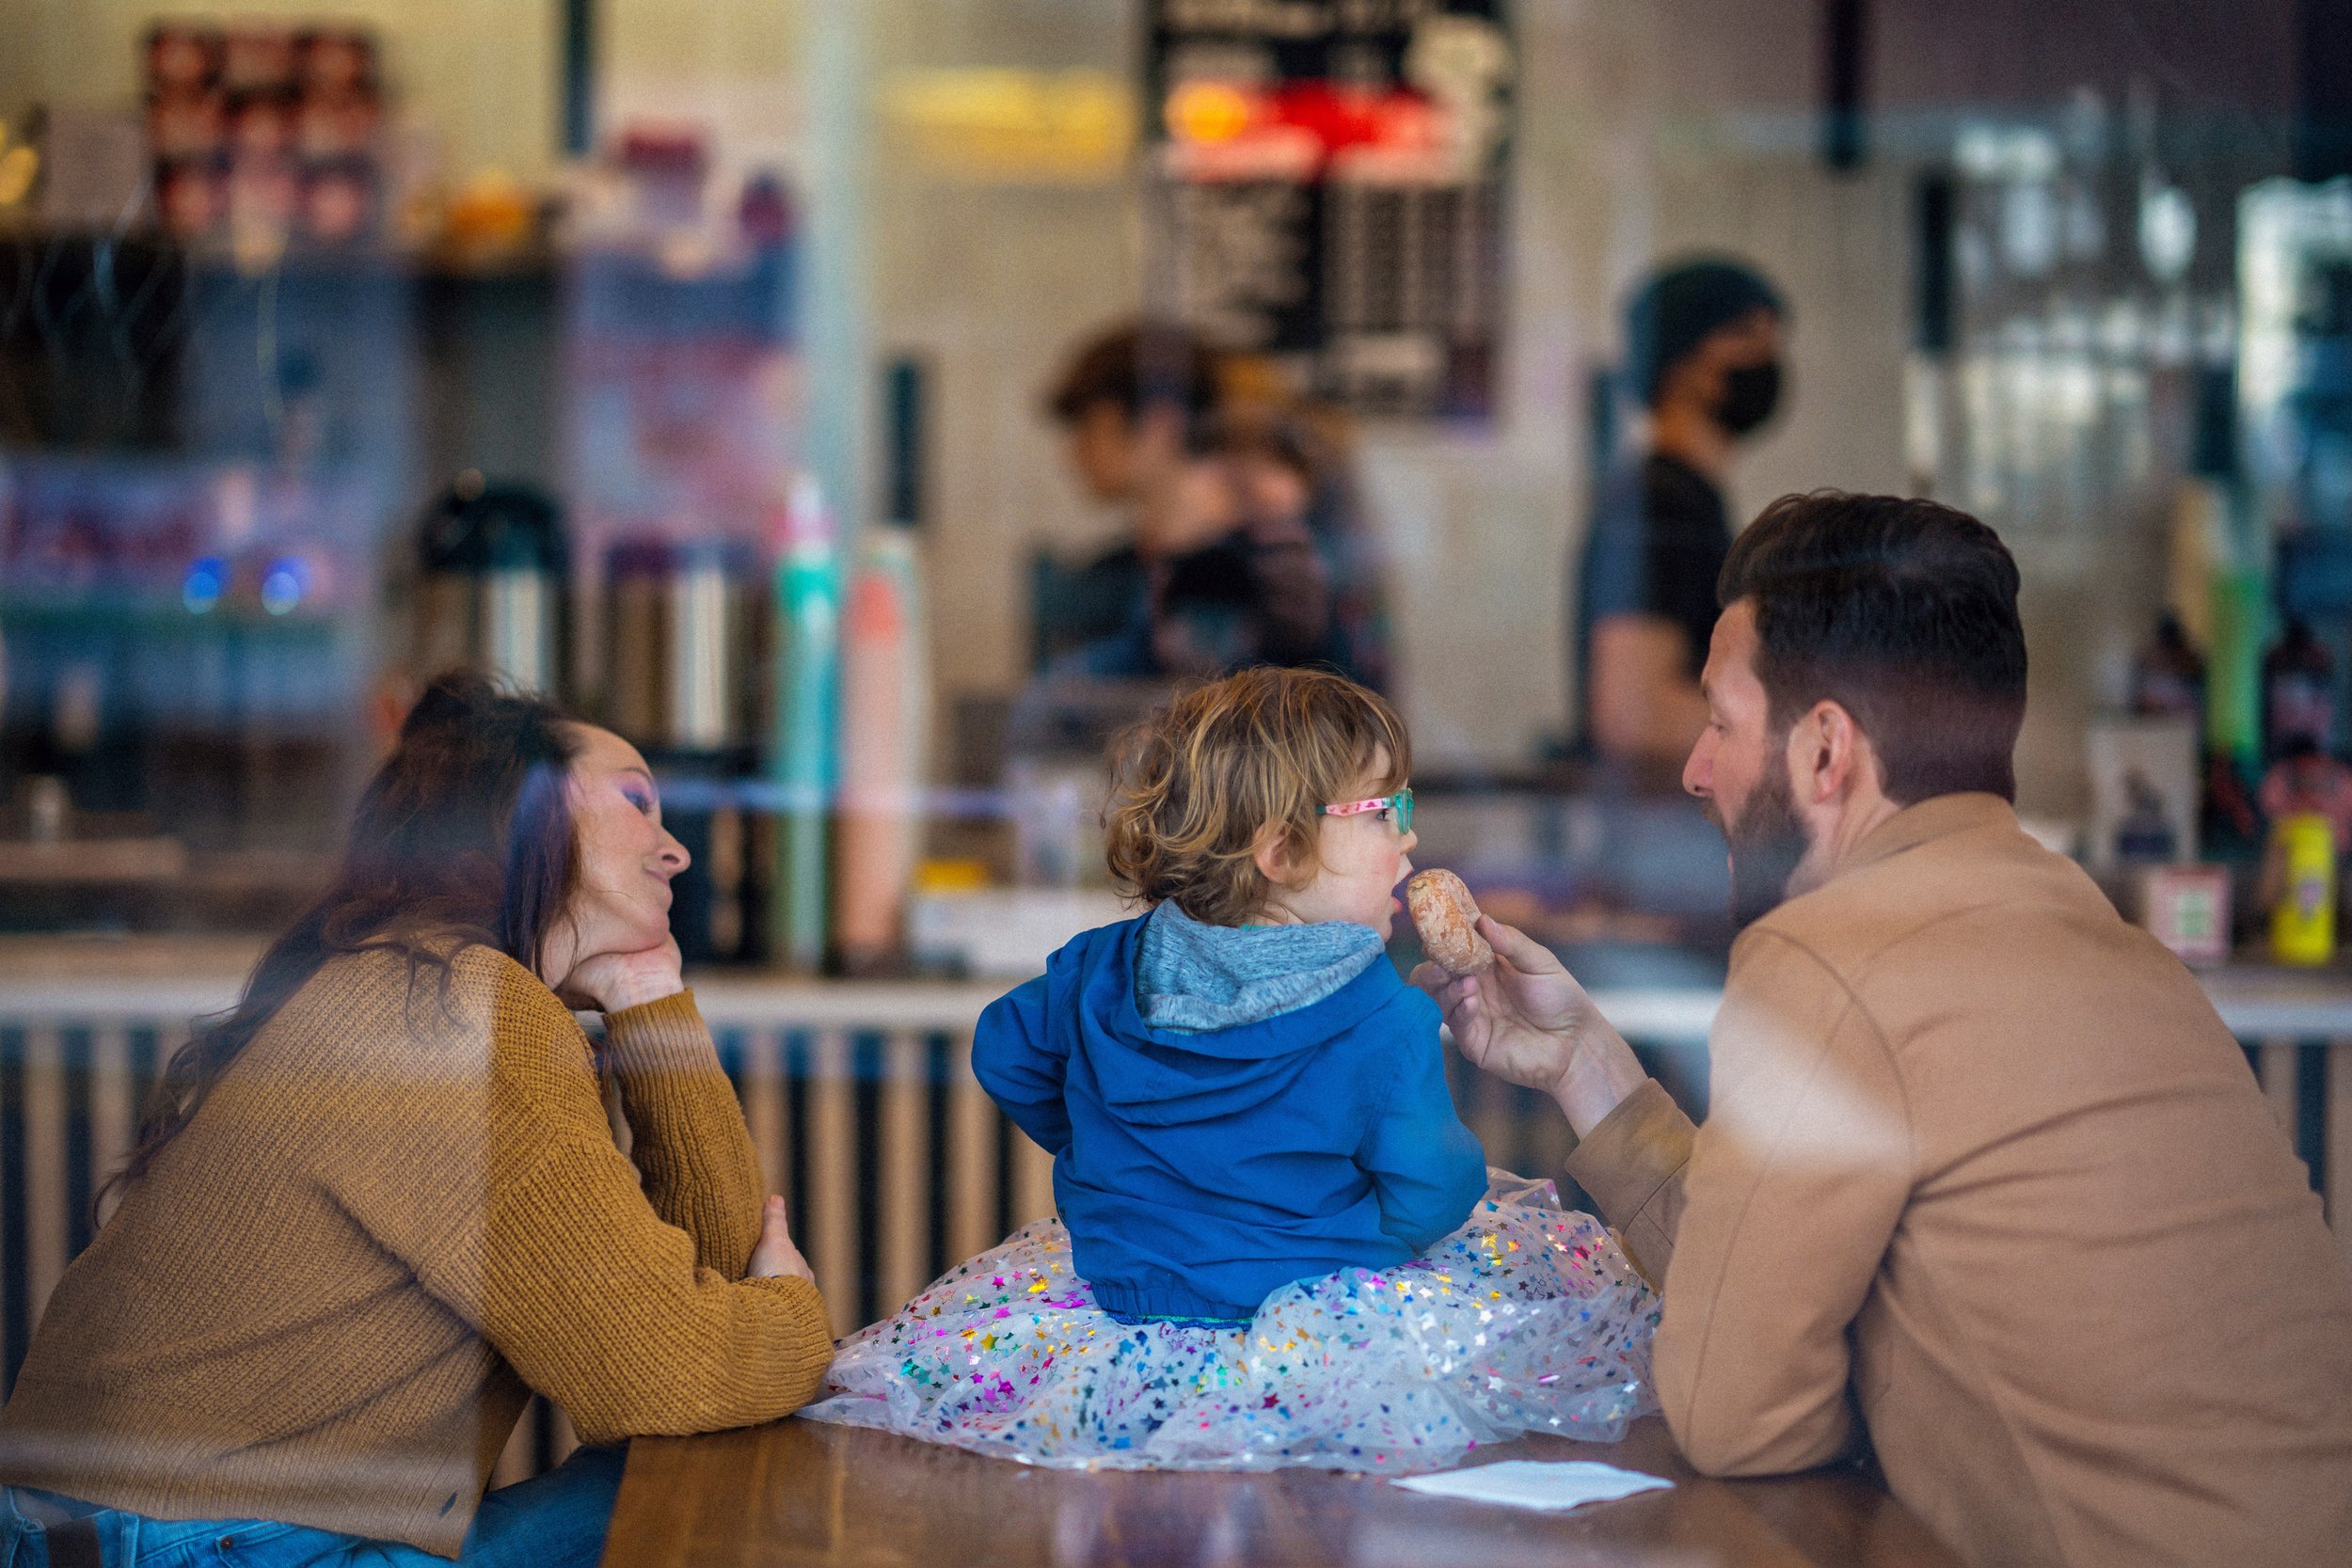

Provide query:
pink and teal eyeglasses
left=1319, top=785, right=1414, bottom=834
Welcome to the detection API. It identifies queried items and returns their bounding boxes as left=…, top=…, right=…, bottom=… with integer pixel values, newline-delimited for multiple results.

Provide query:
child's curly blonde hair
left=1104, top=667, right=1410, bottom=927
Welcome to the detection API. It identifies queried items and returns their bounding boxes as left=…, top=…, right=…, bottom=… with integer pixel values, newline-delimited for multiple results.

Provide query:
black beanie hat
left=1623, top=257, right=1787, bottom=406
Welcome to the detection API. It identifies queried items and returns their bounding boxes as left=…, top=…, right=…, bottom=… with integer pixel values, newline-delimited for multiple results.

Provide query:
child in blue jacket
left=808, top=668, right=1658, bottom=1471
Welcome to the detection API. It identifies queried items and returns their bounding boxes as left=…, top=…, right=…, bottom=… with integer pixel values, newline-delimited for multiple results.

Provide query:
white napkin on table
left=1390, top=1459, right=1675, bottom=1512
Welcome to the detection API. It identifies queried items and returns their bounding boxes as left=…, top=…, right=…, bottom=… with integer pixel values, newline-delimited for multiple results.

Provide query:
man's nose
left=1683, top=733, right=1713, bottom=800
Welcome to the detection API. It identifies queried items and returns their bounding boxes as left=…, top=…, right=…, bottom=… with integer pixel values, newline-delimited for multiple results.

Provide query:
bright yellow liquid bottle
left=2270, top=812, right=2338, bottom=966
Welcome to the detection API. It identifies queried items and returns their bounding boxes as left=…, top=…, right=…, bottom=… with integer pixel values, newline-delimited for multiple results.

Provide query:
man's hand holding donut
left=1411, top=916, right=1648, bottom=1138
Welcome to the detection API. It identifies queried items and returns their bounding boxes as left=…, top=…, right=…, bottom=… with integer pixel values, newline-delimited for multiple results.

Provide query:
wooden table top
left=601, top=1414, right=1967, bottom=1568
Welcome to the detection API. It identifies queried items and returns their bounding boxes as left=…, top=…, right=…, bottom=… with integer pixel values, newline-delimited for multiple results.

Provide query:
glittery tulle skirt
left=800, top=1172, right=1661, bottom=1472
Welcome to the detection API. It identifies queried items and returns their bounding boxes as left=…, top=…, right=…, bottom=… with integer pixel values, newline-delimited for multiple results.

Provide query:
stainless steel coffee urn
left=601, top=537, right=765, bottom=757
left=414, top=473, right=568, bottom=696
left=601, top=535, right=770, bottom=966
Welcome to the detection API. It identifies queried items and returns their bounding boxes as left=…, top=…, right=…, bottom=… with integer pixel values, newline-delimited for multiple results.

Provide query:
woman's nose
left=657, top=829, right=691, bottom=876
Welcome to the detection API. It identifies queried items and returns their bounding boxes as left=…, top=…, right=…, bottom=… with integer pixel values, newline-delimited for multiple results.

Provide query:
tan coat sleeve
left=1561, top=1078, right=1695, bottom=1284
left=602, top=991, right=765, bottom=1276
left=1653, top=928, right=1913, bottom=1479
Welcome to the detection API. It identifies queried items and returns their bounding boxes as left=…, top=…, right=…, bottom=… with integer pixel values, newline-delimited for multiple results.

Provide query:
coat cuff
left=1562, top=1077, right=1694, bottom=1284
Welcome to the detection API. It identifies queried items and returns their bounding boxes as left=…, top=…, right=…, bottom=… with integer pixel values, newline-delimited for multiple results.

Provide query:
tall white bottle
left=833, top=525, right=929, bottom=972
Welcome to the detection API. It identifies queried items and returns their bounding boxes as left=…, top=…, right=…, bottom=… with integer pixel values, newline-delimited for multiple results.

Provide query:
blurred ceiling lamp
left=882, top=69, right=1135, bottom=184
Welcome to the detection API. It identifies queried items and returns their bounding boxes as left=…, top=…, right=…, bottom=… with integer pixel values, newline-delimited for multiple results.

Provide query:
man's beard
left=1708, top=766, right=1813, bottom=927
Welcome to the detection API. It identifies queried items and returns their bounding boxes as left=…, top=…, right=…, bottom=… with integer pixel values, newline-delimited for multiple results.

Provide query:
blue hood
left=1133, top=900, right=1386, bottom=1035
left=1066, top=917, right=1403, bottom=1127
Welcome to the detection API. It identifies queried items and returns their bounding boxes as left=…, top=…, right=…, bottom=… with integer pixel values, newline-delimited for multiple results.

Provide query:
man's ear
left=1794, top=700, right=1864, bottom=806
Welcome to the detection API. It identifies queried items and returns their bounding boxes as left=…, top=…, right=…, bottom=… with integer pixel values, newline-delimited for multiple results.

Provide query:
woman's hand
left=1411, top=916, right=1648, bottom=1137
left=748, top=1195, right=816, bottom=1284
left=558, top=933, right=686, bottom=1015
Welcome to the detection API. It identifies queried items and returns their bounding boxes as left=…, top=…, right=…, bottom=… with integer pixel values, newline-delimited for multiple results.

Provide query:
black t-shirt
left=1571, top=452, right=1731, bottom=742
left=1033, top=544, right=1148, bottom=669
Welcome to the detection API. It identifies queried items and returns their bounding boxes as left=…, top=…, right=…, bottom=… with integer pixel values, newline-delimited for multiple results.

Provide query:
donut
left=1406, top=869, right=1494, bottom=976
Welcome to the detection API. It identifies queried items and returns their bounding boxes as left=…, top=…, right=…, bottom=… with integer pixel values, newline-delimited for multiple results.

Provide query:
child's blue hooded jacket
left=973, top=910, right=1488, bottom=1323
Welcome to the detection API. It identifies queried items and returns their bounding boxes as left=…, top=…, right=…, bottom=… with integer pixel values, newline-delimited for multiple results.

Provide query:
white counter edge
left=3, top=958, right=2348, bottom=1040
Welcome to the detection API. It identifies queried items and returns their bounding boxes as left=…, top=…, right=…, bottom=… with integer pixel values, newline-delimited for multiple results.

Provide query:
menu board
left=1145, top=0, right=1513, bottom=419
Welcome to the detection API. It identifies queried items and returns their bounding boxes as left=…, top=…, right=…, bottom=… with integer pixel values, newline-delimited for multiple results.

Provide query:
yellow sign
left=882, top=70, right=1135, bottom=184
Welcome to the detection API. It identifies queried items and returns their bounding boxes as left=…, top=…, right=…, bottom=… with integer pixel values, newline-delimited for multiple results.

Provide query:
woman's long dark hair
left=103, top=671, right=584, bottom=1201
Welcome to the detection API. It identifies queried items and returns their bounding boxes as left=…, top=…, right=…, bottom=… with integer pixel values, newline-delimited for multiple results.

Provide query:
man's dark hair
left=1718, top=491, right=2027, bottom=804
left=1045, top=321, right=1223, bottom=427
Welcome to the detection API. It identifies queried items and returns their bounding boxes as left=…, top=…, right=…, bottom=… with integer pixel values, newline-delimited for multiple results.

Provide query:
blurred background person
left=1034, top=323, right=1392, bottom=691
left=1035, top=320, right=1228, bottom=669
left=1220, top=399, right=1395, bottom=694
left=1574, top=258, right=1788, bottom=770
left=1136, top=417, right=1333, bottom=681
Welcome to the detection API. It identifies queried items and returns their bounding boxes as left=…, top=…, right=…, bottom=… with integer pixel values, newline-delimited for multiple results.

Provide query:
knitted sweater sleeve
left=481, top=1143, right=833, bottom=1444
left=358, top=954, right=834, bottom=1444
left=601, top=991, right=765, bottom=1276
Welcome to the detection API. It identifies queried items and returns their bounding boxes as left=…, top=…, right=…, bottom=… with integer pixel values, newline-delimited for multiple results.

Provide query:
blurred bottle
left=833, top=529, right=929, bottom=973
left=2130, top=610, right=2204, bottom=721
left=2262, top=616, right=2335, bottom=763
left=833, top=359, right=932, bottom=973
left=2269, top=811, right=2337, bottom=965
left=602, top=540, right=673, bottom=746
left=2204, top=568, right=2266, bottom=777
left=767, top=475, right=839, bottom=973
left=738, top=169, right=793, bottom=248
left=2114, top=768, right=2178, bottom=865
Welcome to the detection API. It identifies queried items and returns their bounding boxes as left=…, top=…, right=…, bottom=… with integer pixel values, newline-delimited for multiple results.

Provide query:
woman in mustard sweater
left=0, top=673, right=834, bottom=1567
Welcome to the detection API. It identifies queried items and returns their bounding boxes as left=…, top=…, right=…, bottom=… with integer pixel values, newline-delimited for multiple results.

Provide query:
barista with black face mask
left=1574, top=258, right=1788, bottom=768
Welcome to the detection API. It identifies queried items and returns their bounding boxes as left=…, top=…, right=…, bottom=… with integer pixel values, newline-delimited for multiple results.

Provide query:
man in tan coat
left=1426, top=492, right=2352, bottom=1568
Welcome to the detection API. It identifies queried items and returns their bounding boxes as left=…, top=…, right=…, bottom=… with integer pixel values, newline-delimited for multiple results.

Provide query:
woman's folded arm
left=597, top=990, right=767, bottom=1276
left=464, top=1137, right=834, bottom=1444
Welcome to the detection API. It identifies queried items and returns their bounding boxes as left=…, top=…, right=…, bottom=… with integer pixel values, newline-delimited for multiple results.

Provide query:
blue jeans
left=0, top=1444, right=625, bottom=1568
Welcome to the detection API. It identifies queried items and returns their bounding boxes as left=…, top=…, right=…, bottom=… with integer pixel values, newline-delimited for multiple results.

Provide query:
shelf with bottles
left=2110, top=578, right=2352, bottom=969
